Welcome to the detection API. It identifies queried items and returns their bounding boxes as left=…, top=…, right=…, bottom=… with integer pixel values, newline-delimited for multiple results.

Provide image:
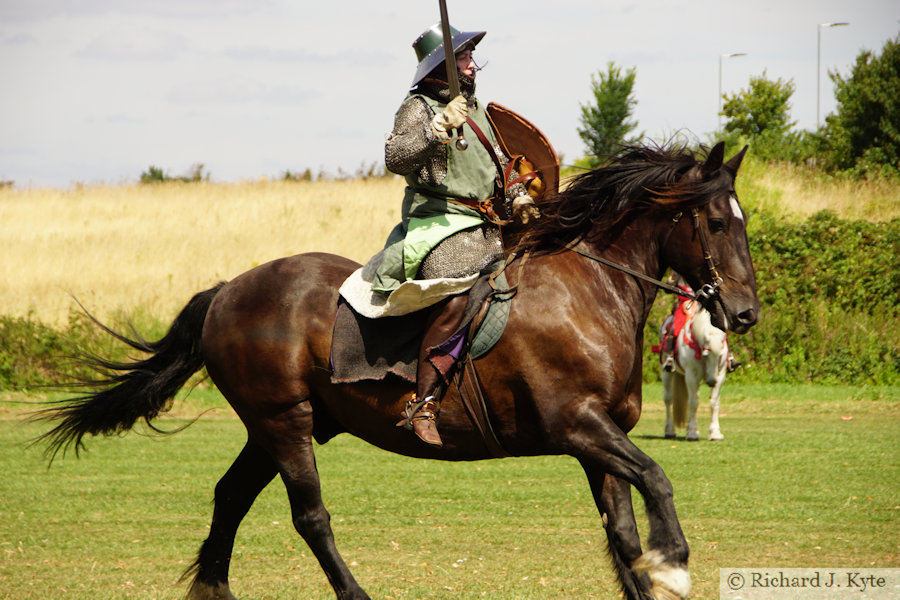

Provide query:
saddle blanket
left=652, top=299, right=703, bottom=360
left=338, top=249, right=478, bottom=319
left=330, top=269, right=513, bottom=385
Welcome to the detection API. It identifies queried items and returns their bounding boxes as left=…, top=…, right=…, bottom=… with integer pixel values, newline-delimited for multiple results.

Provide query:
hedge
left=2, top=211, right=897, bottom=390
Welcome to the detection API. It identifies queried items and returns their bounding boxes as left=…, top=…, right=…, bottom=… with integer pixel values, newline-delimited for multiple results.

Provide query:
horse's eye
left=708, top=218, right=726, bottom=233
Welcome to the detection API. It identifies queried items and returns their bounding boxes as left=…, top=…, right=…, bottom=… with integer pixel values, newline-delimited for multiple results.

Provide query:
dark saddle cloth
left=330, top=271, right=512, bottom=385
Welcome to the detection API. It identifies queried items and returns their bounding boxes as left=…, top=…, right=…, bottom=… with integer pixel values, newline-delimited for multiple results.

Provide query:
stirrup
left=396, top=395, right=443, bottom=447
left=396, top=395, right=430, bottom=431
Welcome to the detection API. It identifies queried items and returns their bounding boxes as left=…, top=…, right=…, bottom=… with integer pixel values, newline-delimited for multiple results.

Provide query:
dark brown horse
left=38, top=142, right=758, bottom=600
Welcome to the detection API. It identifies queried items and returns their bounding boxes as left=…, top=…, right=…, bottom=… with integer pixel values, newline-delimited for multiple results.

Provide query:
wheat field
left=2, top=165, right=896, bottom=326
left=1, top=177, right=405, bottom=326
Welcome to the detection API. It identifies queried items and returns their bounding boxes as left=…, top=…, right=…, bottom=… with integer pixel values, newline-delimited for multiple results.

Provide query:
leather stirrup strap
left=454, top=348, right=511, bottom=458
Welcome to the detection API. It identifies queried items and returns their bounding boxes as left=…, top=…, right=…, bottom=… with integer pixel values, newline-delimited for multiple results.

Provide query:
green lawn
left=1, top=384, right=897, bottom=599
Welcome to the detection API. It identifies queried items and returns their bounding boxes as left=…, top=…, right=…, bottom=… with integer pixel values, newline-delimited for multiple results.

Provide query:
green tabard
left=372, top=93, right=500, bottom=293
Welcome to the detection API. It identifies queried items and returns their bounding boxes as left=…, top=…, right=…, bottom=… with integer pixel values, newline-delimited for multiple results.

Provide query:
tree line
left=577, top=33, right=900, bottom=178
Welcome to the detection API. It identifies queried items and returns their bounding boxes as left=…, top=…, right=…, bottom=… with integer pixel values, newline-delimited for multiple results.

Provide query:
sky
left=1, top=0, right=898, bottom=189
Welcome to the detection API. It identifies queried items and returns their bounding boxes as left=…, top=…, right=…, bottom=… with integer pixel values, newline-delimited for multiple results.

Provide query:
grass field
left=2, top=158, right=897, bottom=598
left=1, top=384, right=897, bottom=600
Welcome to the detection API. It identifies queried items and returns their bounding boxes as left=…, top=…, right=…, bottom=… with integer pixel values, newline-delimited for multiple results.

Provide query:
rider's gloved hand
left=513, top=194, right=541, bottom=224
left=431, top=95, right=468, bottom=140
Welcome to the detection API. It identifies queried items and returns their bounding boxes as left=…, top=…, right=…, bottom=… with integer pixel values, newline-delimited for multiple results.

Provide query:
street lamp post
left=719, top=52, right=747, bottom=130
left=817, top=22, right=849, bottom=129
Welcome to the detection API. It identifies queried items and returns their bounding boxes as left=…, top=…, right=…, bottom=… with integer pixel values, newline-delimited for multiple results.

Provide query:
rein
left=570, top=207, right=722, bottom=305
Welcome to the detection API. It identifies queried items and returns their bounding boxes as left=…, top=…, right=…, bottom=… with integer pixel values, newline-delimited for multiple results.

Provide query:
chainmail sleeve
left=384, top=96, right=448, bottom=187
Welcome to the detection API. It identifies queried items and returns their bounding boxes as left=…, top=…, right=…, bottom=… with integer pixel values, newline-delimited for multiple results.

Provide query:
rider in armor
left=377, top=23, right=539, bottom=447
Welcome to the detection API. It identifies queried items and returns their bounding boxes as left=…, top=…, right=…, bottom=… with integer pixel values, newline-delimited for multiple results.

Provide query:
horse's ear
left=724, top=144, right=749, bottom=174
left=701, top=142, right=726, bottom=175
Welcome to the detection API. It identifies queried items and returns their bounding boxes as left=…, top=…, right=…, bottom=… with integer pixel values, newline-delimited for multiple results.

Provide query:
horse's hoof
left=633, top=550, right=690, bottom=600
left=709, top=433, right=724, bottom=442
left=686, top=435, right=700, bottom=442
left=664, top=432, right=676, bottom=439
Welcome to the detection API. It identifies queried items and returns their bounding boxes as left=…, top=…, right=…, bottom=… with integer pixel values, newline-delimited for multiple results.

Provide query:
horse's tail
left=34, top=282, right=226, bottom=461
left=672, top=373, right=688, bottom=427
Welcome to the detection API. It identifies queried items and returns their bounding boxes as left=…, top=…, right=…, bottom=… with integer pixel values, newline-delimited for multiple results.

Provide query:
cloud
left=2, top=33, right=38, bottom=46
left=75, top=26, right=188, bottom=61
left=224, top=44, right=395, bottom=67
left=166, top=79, right=318, bottom=106
left=224, top=45, right=327, bottom=63
left=0, top=0, right=268, bottom=22
left=86, top=113, right=146, bottom=125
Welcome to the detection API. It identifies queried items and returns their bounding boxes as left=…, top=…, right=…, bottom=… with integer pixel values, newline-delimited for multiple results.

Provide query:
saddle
left=652, top=299, right=702, bottom=360
left=330, top=263, right=515, bottom=386
left=330, top=261, right=520, bottom=458
left=674, top=302, right=704, bottom=360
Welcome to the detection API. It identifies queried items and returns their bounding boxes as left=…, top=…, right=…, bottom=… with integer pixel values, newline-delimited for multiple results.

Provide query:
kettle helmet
left=410, top=22, right=485, bottom=87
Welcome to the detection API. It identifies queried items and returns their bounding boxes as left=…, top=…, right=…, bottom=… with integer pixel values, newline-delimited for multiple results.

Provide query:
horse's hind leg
left=708, top=375, right=725, bottom=441
left=661, top=372, right=676, bottom=439
left=683, top=371, right=702, bottom=441
left=185, top=438, right=278, bottom=600
left=263, top=403, right=370, bottom=600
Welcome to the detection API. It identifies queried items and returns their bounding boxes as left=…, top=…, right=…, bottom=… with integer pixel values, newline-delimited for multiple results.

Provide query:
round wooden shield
left=486, top=102, right=560, bottom=197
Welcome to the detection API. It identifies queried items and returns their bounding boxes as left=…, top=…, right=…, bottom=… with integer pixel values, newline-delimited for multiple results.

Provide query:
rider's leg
left=660, top=315, right=676, bottom=372
left=407, top=294, right=469, bottom=446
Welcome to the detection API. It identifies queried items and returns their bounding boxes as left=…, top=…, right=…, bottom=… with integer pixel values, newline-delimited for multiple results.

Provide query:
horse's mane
left=517, top=142, right=732, bottom=254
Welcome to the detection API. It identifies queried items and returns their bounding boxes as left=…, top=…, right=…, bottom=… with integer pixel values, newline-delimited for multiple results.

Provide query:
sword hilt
left=455, top=129, right=468, bottom=150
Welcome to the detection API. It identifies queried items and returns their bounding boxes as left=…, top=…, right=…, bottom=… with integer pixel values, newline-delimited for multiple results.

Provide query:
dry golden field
left=1, top=177, right=404, bottom=326
left=1, top=166, right=896, bottom=326
left=741, top=160, right=900, bottom=222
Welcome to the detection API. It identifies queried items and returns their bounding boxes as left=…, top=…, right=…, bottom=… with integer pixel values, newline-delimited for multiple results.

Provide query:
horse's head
left=515, top=140, right=759, bottom=334
left=662, top=142, right=759, bottom=334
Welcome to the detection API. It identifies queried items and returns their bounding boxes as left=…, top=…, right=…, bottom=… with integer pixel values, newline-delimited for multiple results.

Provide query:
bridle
left=570, top=205, right=723, bottom=308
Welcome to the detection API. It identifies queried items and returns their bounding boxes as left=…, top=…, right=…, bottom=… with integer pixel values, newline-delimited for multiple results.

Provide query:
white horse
left=661, top=303, right=729, bottom=441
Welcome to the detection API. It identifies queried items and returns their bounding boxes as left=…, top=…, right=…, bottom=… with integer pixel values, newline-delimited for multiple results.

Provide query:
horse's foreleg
left=264, top=405, right=370, bottom=600
left=581, top=465, right=654, bottom=600
left=185, top=438, right=278, bottom=600
left=567, top=407, right=690, bottom=599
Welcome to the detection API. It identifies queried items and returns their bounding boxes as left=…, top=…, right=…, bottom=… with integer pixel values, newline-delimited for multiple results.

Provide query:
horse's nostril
left=737, top=308, right=757, bottom=326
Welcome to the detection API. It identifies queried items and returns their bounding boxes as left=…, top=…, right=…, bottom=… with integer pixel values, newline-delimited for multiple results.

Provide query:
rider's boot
left=661, top=353, right=676, bottom=372
left=727, top=353, right=741, bottom=372
left=402, top=294, right=469, bottom=447
left=660, top=332, right=676, bottom=372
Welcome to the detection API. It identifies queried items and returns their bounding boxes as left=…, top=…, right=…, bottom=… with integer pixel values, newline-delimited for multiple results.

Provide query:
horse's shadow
left=631, top=433, right=709, bottom=443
